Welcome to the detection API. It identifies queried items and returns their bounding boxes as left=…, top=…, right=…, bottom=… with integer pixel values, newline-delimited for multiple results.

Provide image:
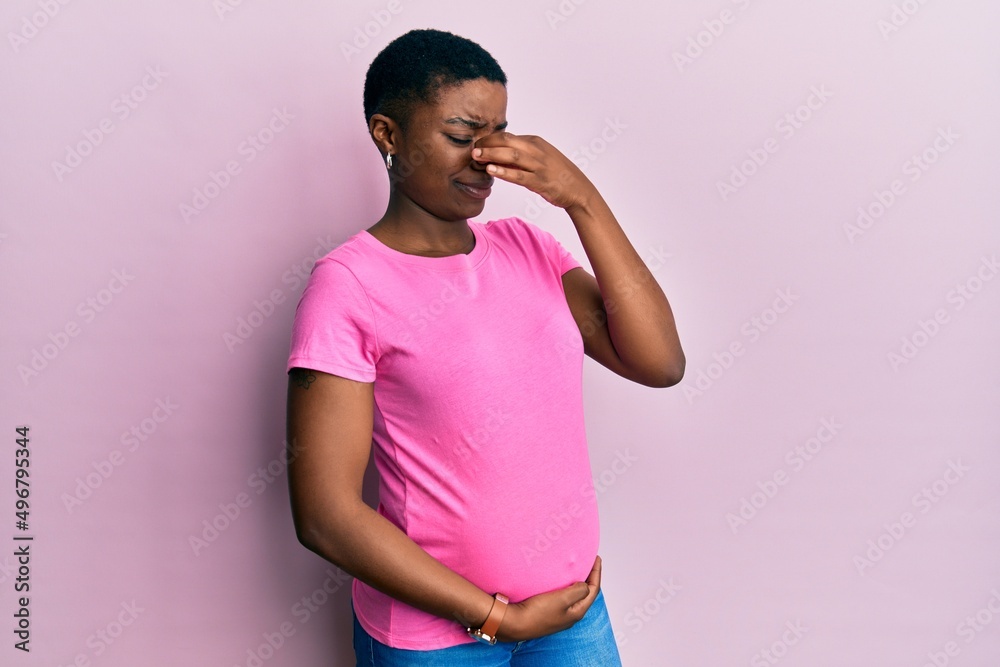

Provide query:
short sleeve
left=510, top=216, right=583, bottom=276
left=552, top=233, right=582, bottom=276
left=286, top=258, right=378, bottom=382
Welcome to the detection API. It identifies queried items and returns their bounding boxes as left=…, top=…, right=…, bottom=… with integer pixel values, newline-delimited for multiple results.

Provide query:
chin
left=449, top=202, right=488, bottom=221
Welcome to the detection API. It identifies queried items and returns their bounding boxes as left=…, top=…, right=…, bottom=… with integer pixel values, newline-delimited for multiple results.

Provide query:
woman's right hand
left=495, top=555, right=602, bottom=642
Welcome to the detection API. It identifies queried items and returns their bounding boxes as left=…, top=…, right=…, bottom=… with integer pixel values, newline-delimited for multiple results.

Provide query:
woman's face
left=385, top=78, right=508, bottom=223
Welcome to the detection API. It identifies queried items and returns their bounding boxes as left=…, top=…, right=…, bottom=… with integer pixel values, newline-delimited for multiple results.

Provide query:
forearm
left=297, top=500, right=495, bottom=630
left=566, top=190, right=685, bottom=382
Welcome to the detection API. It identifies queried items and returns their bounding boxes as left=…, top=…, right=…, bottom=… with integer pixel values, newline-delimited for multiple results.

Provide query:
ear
left=369, top=113, right=399, bottom=158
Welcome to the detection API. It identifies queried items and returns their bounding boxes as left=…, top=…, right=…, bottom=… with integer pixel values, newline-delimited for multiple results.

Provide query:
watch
left=467, top=593, right=509, bottom=645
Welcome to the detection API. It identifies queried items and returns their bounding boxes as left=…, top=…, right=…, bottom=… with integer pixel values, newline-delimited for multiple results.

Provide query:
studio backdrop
left=2, top=1, right=998, bottom=665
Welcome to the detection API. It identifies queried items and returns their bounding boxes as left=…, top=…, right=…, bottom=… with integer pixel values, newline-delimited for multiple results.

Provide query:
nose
left=470, top=150, right=488, bottom=172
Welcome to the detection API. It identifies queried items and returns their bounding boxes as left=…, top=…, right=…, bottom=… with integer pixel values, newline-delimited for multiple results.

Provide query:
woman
left=286, top=29, right=684, bottom=665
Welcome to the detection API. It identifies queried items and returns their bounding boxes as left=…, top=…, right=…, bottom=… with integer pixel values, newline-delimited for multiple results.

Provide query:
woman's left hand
left=472, top=132, right=598, bottom=212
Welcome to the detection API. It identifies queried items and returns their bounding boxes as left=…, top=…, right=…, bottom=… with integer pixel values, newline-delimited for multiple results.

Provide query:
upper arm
left=286, top=367, right=374, bottom=546
left=561, top=266, right=635, bottom=381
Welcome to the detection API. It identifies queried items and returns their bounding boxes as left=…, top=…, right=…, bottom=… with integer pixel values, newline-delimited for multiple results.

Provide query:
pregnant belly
left=404, top=473, right=602, bottom=602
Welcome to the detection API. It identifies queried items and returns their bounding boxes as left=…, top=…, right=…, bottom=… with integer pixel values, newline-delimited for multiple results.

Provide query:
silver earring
left=386, top=152, right=393, bottom=170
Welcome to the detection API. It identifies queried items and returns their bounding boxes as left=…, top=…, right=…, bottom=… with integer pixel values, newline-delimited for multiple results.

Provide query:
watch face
left=468, top=629, right=496, bottom=645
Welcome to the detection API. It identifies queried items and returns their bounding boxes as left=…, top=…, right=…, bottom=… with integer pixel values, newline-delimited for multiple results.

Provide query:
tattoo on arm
left=291, top=368, right=316, bottom=390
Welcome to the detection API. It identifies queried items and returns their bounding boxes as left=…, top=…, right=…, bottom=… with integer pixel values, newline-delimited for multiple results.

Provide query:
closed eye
left=446, top=135, right=472, bottom=146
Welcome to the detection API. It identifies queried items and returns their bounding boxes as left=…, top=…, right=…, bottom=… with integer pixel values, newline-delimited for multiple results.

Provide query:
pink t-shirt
left=286, top=217, right=600, bottom=649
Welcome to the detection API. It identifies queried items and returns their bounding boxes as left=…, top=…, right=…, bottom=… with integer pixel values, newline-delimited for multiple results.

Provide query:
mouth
left=454, top=178, right=493, bottom=200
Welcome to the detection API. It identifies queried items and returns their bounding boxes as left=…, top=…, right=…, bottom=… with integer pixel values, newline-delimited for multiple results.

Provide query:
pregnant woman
left=286, top=28, right=684, bottom=666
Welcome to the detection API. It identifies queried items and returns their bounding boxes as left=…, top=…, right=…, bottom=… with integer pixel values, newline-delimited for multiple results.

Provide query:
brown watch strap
left=479, top=593, right=509, bottom=640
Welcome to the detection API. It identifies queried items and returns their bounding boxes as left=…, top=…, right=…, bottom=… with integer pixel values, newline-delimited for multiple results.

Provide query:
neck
left=370, top=194, right=475, bottom=256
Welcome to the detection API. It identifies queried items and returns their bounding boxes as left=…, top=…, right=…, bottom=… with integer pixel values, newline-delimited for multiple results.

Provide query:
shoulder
left=315, top=232, right=372, bottom=271
left=303, top=230, right=387, bottom=288
left=296, top=235, right=378, bottom=306
left=484, top=215, right=544, bottom=239
left=482, top=216, right=561, bottom=254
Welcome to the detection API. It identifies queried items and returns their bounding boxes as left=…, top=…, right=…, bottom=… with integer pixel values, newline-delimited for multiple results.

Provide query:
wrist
left=565, top=187, right=605, bottom=222
left=466, top=592, right=509, bottom=645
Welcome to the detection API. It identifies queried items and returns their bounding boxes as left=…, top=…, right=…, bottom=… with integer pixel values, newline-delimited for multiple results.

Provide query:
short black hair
left=363, top=29, right=507, bottom=130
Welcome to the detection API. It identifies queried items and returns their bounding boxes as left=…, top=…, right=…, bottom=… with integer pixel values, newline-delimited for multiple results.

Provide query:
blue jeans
left=352, top=590, right=623, bottom=666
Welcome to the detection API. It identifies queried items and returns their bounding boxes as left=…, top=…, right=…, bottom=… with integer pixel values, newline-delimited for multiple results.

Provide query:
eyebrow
left=444, top=117, right=508, bottom=131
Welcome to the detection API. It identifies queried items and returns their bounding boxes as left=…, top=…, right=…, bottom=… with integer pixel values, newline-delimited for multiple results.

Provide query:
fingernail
left=473, top=148, right=482, bottom=158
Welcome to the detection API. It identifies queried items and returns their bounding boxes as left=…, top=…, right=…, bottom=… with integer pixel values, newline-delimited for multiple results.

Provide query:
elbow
left=292, top=511, right=325, bottom=555
left=294, top=518, right=351, bottom=570
left=651, top=353, right=686, bottom=388
left=294, top=519, right=324, bottom=552
left=291, top=501, right=360, bottom=567
left=625, top=350, right=685, bottom=388
left=291, top=505, right=338, bottom=556
left=644, top=334, right=685, bottom=388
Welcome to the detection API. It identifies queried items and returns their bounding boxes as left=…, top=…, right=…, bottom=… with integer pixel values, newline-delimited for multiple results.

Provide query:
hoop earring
left=386, top=152, right=393, bottom=170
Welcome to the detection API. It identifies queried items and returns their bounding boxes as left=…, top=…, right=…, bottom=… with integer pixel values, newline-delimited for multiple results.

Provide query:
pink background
left=2, top=1, right=999, bottom=665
